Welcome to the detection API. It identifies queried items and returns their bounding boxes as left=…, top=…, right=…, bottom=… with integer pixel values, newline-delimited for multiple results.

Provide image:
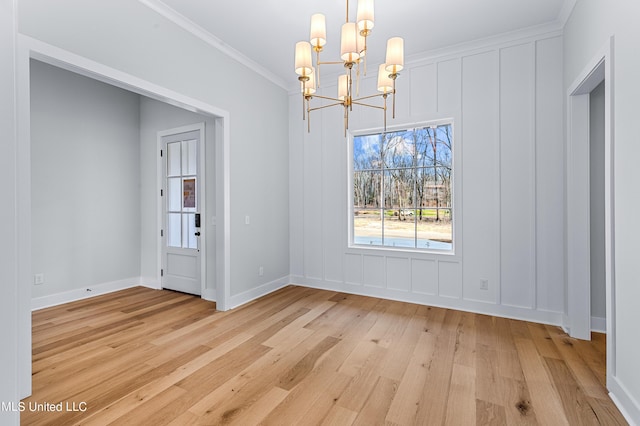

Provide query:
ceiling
left=143, top=0, right=574, bottom=90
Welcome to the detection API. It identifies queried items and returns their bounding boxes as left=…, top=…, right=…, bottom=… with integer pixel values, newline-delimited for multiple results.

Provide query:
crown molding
left=404, top=21, right=563, bottom=68
left=288, top=22, right=564, bottom=95
left=557, top=0, right=578, bottom=27
left=137, top=0, right=289, bottom=90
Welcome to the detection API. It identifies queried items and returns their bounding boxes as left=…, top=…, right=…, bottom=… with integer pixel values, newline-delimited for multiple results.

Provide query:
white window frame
left=347, top=118, right=457, bottom=255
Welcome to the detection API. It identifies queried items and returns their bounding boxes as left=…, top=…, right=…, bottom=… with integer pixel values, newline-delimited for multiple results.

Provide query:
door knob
left=194, top=232, right=201, bottom=236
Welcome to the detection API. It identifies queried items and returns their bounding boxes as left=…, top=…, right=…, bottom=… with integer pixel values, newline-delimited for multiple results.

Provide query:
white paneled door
left=161, top=128, right=202, bottom=295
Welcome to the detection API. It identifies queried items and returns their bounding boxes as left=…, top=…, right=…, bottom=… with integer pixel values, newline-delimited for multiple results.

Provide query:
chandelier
left=294, top=0, right=404, bottom=135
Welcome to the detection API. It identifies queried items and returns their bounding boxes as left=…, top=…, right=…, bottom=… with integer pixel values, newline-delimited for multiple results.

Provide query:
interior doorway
left=17, top=36, right=232, bottom=399
left=566, top=37, right=615, bottom=388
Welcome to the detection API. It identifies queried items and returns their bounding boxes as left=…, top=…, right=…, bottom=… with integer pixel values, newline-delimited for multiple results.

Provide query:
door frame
left=158, top=123, right=206, bottom=296
left=565, top=37, right=615, bottom=383
left=16, top=36, right=234, bottom=395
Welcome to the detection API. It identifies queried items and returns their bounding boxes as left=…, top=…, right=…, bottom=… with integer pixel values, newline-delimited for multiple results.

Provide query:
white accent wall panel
left=345, top=253, right=363, bottom=285
left=290, top=32, right=565, bottom=326
left=437, top=59, right=462, bottom=114
left=439, top=261, right=463, bottom=299
left=363, top=255, right=386, bottom=288
left=411, top=259, right=438, bottom=295
left=387, top=257, right=411, bottom=292
left=534, top=36, right=564, bottom=313
left=461, top=50, right=500, bottom=304
left=499, top=43, right=535, bottom=308
left=410, top=64, right=437, bottom=116
left=322, top=105, right=347, bottom=284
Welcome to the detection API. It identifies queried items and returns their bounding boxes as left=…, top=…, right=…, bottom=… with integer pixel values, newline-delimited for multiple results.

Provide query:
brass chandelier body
left=294, top=0, right=404, bottom=135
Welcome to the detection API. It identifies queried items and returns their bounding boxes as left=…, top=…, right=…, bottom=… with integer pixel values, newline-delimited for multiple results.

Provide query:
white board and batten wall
left=290, top=30, right=566, bottom=326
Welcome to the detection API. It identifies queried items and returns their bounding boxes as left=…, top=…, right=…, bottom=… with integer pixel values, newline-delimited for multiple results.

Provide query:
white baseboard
left=202, top=287, right=217, bottom=302
left=139, top=276, right=161, bottom=290
left=225, top=275, right=290, bottom=311
left=609, top=375, right=640, bottom=426
left=31, top=277, right=143, bottom=311
left=591, top=316, right=606, bottom=333
left=290, top=275, right=564, bottom=328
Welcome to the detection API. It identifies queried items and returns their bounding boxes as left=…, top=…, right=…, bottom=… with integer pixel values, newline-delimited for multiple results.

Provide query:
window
left=351, top=123, right=453, bottom=251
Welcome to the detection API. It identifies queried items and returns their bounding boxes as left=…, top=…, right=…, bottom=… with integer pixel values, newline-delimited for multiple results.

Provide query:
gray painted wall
left=30, top=60, right=141, bottom=298
left=19, top=0, right=290, bottom=300
left=589, top=81, right=606, bottom=321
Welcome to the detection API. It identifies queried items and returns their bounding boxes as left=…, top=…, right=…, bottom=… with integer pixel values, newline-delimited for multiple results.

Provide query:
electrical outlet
left=245, top=215, right=250, bottom=225
left=259, top=266, right=264, bottom=276
left=480, top=279, right=489, bottom=290
left=34, top=273, right=44, bottom=285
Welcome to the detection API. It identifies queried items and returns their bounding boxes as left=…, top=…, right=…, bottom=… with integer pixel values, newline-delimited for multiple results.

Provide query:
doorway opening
left=17, top=36, right=232, bottom=399
left=566, top=37, right=615, bottom=389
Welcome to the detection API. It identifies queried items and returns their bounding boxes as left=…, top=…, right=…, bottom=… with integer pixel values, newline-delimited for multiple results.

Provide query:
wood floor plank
left=476, top=399, right=508, bottom=425
left=384, top=331, right=436, bottom=424
left=336, top=345, right=387, bottom=412
left=444, top=364, right=476, bottom=425
left=277, top=335, right=341, bottom=391
left=514, top=337, right=570, bottom=425
left=378, top=308, right=425, bottom=381
left=353, top=376, right=398, bottom=426
left=22, top=286, right=626, bottom=425
left=78, top=334, right=254, bottom=426
left=545, top=325, right=610, bottom=400
left=573, top=333, right=607, bottom=387
left=545, top=356, right=603, bottom=425
left=186, top=330, right=329, bottom=422
left=320, top=405, right=358, bottom=426
left=414, top=314, right=458, bottom=425
left=227, top=387, right=290, bottom=426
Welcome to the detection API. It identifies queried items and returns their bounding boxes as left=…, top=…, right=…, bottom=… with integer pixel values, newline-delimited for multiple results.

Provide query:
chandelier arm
left=344, top=105, right=349, bottom=137
left=392, top=78, right=397, bottom=119
left=346, top=0, right=349, bottom=23
left=307, top=96, right=311, bottom=133
left=363, top=37, right=367, bottom=75
left=349, top=67, right=354, bottom=112
left=356, top=62, right=360, bottom=97
left=311, top=94, right=343, bottom=102
left=308, top=102, right=345, bottom=112
left=350, top=101, right=385, bottom=110
left=383, top=93, right=388, bottom=132
left=352, top=92, right=386, bottom=102
left=317, top=61, right=344, bottom=65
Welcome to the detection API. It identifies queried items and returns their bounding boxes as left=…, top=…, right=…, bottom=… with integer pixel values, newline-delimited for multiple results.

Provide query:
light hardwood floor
left=23, top=286, right=627, bottom=425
